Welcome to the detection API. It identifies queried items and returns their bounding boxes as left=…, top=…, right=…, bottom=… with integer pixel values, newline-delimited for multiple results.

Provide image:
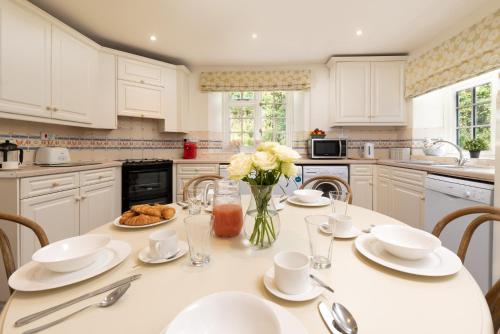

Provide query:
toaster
left=35, top=147, right=71, bottom=165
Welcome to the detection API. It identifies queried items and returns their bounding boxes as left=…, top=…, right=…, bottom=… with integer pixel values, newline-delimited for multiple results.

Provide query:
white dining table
left=0, top=197, right=494, bottom=334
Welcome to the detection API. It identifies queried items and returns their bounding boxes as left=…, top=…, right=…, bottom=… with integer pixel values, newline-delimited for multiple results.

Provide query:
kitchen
left=0, top=0, right=498, bottom=333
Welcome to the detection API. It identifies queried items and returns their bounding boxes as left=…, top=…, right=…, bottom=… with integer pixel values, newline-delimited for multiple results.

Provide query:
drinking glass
left=329, top=190, right=350, bottom=215
left=186, top=188, right=202, bottom=215
left=305, top=215, right=335, bottom=269
left=184, top=214, right=212, bottom=266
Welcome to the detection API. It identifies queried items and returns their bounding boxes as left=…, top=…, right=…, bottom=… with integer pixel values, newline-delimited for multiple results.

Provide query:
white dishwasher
left=424, top=174, right=494, bottom=293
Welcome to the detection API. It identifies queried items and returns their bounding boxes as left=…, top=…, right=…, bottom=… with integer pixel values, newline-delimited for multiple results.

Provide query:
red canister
left=183, top=139, right=197, bottom=159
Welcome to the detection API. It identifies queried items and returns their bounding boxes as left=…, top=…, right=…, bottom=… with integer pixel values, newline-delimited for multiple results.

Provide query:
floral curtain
left=405, top=9, right=500, bottom=98
left=199, top=70, right=311, bottom=92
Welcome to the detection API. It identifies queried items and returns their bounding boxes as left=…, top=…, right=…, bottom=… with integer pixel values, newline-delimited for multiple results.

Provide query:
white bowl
left=371, top=225, right=441, bottom=260
left=32, top=234, right=111, bottom=272
left=293, top=189, right=323, bottom=203
left=166, top=291, right=281, bottom=334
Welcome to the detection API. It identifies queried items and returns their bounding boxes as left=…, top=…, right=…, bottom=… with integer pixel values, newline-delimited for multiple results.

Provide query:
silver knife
left=15, top=274, right=141, bottom=327
left=318, top=302, right=341, bottom=334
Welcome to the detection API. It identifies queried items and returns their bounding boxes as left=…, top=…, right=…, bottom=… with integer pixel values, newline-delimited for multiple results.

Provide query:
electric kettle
left=0, top=140, right=23, bottom=168
left=363, top=143, right=375, bottom=159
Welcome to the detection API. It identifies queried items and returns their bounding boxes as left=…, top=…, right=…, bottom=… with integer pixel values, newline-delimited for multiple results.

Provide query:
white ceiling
left=29, top=0, right=499, bottom=67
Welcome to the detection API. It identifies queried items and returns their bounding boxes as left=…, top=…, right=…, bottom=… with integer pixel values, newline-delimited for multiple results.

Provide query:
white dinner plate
left=112, top=212, right=178, bottom=229
left=138, top=241, right=188, bottom=264
left=160, top=295, right=308, bottom=334
left=9, top=240, right=131, bottom=292
left=263, top=267, right=323, bottom=302
left=287, top=196, right=330, bottom=207
left=355, top=234, right=462, bottom=277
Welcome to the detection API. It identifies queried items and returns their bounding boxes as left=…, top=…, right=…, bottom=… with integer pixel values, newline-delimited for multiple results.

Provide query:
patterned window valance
left=199, top=70, right=311, bottom=92
left=405, top=9, right=500, bottom=98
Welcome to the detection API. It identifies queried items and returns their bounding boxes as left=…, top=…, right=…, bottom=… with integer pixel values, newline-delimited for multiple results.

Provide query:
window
left=455, top=83, right=492, bottom=147
left=225, top=91, right=292, bottom=147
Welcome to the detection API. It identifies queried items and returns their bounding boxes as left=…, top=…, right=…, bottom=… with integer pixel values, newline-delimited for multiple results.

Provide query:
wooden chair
left=0, top=213, right=49, bottom=291
left=182, top=175, right=222, bottom=203
left=431, top=206, right=500, bottom=332
left=300, top=175, right=352, bottom=204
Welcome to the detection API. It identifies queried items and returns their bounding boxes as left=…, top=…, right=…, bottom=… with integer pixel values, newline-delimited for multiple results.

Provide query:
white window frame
left=450, top=70, right=498, bottom=158
left=222, top=91, right=294, bottom=149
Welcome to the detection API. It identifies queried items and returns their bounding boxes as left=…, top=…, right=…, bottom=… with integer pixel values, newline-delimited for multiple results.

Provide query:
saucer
left=319, top=223, right=361, bottom=239
left=138, top=241, right=188, bottom=264
left=287, top=196, right=330, bottom=207
left=355, top=234, right=462, bottom=277
left=263, top=267, right=323, bottom=301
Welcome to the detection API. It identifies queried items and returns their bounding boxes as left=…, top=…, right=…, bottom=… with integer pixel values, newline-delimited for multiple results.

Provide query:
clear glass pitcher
left=212, top=180, right=243, bottom=238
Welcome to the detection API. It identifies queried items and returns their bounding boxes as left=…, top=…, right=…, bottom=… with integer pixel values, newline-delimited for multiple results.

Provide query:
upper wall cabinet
left=118, top=57, right=164, bottom=87
left=163, top=66, right=189, bottom=133
left=327, top=56, right=407, bottom=126
left=0, top=0, right=52, bottom=119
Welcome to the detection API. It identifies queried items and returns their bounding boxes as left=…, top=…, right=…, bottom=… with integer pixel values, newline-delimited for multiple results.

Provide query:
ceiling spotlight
left=251, top=33, right=258, bottom=39
left=356, top=30, right=363, bottom=36
left=150, top=35, right=157, bottom=41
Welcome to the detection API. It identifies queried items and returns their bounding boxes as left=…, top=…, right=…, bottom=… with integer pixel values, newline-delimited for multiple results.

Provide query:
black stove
left=119, top=159, right=173, bottom=212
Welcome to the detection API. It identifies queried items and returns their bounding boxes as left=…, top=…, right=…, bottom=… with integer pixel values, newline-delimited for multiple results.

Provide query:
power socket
left=40, top=132, right=56, bottom=140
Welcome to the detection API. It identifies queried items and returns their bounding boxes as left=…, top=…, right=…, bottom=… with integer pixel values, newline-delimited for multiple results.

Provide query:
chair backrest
left=300, top=175, right=352, bottom=204
left=0, top=212, right=49, bottom=284
left=182, top=175, right=223, bottom=203
left=431, top=206, right=500, bottom=332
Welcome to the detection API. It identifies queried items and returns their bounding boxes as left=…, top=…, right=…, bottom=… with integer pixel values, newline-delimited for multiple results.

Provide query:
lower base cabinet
left=374, top=165, right=426, bottom=229
left=80, top=181, right=119, bottom=234
left=350, top=165, right=374, bottom=210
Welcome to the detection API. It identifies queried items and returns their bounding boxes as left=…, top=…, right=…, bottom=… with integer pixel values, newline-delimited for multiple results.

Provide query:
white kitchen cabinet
left=117, top=80, right=165, bottom=119
left=334, top=62, right=371, bottom=123
left=374, top=165, right=426, bottom=228
left=370, top=61, right=406, bottom=123
left=163, top=66, right=190, bottom=132
left=51, top=26, right=96, bottom=124
left=327, top=56, right=407, bottom=126
left=20, top=188, right=80, bottom=265
left=0, top=0, right=51, bottom=119
left=390, top=180, right=425, bottom=228
left=349, top=164, right=373, bottom=210
left=118, top=56, right=164, bottom=87
left=175, top=163, right=219, bottom=201
left=80, top=181, right=118, bottom=234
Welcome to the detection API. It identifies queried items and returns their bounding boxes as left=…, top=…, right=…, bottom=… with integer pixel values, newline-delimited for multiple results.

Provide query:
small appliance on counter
left=34, top=147, right=101, bottom=167
left=363, top=143, right=375, bottom=159
left=308, top=138, right=347, bottom=159
left=0, top=140, right=23, bottom=170
left=183, top=139, right=197, bottom=159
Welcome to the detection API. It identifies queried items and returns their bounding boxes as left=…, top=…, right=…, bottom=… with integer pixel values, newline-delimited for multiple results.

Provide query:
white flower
left=273, top=145, right=301, bottom=163
left=227, top=153, right=253, bottom=180
left=281, top=162, right=298, bottom=177
left=252, top=151, right=278, bottom=171
left=257, top=142, right=279, bottom=153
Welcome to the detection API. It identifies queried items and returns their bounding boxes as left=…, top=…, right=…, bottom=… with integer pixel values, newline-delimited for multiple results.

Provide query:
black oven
left=121, top=159, right=173, bottom=212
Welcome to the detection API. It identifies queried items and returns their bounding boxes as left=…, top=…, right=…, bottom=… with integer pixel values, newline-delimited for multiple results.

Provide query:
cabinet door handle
left=140, top=80, right=145, bottom=84
left=53, top=107, right=58, bottom=112
left=46, top=106, right=51, bottom=111
left=52, top=182, right=60, bottom=187
left=80, top=195, right=87, bottom=200
left=420, top=195, right=425, bottom=201
left=75, top=196, right=81, bottom=202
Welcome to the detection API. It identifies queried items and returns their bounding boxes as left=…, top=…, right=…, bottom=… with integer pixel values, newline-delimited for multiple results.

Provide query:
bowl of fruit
left=310, top=128, right=326, bottom=139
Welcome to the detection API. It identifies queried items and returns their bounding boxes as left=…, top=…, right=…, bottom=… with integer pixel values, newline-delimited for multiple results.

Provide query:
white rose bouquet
left=227, top=142, right=301, bottom=247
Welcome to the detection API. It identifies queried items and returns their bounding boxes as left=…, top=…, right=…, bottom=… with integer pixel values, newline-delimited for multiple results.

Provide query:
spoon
left=331, top=302, right=358, bottom=334
left=24, top=283, right=131, bottom=334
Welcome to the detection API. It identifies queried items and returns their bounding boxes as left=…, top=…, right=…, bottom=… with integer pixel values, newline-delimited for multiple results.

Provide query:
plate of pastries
left=113, top=203, right=177, bottom=229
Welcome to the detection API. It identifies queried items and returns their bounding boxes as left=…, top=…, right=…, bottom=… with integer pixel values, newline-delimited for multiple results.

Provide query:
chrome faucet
left=431, top=140, right=467, bottom=166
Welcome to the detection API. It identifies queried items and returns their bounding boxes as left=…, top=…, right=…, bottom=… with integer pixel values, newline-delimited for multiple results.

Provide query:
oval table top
left=0, top=199, right=494, bottom=334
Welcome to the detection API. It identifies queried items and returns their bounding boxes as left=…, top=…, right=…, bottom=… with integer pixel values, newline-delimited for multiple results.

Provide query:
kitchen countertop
left=173, top=158, right=377, bottom=165
left=0, top=161, right=122, bottom=178
left=378, top=160, right=494, bottom=183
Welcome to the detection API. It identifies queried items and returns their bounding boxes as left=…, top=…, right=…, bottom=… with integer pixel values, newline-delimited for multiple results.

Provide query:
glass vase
left=244, top=184, right=281, bottom=248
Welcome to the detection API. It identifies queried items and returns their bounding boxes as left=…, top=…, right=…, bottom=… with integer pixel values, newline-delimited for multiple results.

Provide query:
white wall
left=494, top=85, right=500, bottom=284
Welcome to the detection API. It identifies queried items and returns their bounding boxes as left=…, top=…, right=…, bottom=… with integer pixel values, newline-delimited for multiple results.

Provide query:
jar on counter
left=212, top=180, right=243, bottom=238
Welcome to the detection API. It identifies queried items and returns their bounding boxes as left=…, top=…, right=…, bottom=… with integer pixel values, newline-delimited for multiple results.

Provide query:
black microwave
left=308, top=139, right=347, bottom=159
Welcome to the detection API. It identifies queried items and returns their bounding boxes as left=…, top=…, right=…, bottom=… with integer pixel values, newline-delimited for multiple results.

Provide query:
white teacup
left=274, top=251, right=310, bottom=295
left=2, top=161, right=20, bottom=169
left=149, top=230, right=177, bottom=259
left=330, top=213, right=353, bottom=237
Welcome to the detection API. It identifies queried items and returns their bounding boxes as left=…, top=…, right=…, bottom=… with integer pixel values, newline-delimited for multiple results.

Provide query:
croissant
left=160, top=206, right=176, bottom=220
left=123, top=214, right=161, bottom=226
left=119, top=210, right=137, bottom=225
left=131, top=204, right=162, bottom=217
